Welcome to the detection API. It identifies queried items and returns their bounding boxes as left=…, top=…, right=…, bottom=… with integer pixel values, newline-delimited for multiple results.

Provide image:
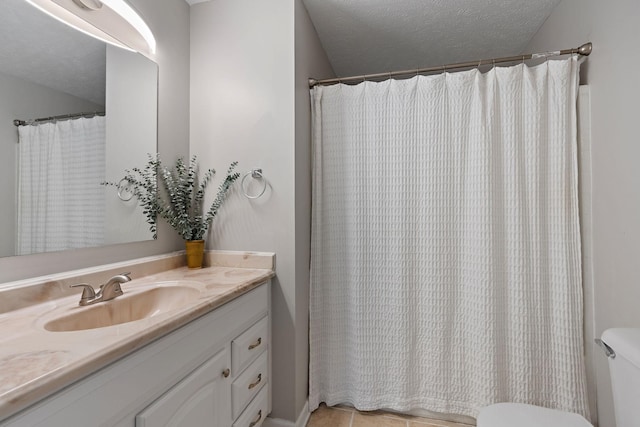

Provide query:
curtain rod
left=13, top=111, right=105, bottom=127
left=309, top=42, right=592, bottom=88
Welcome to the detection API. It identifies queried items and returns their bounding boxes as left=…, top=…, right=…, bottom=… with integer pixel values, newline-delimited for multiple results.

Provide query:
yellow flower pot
left=185, top=240, right=205, bottom=269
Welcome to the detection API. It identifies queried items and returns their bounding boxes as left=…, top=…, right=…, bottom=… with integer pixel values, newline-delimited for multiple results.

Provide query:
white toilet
left=477, top=328, right=640, bottom=427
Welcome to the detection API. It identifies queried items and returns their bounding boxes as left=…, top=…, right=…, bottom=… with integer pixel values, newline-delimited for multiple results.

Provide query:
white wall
left=190, top=0, right=333, bottom=422
left=526, top=2, right=640, bottom=426
left=0, top=0, right=190, bottom=284
left=0, top=72, right=103, bottom=258
left=294, top=0, right=335, bottom=415
left=190, top=1, right=295, bottom=421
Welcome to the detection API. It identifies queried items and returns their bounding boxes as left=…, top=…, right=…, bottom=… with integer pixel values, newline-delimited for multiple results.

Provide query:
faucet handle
left=70, top=283, right=96, bottom=302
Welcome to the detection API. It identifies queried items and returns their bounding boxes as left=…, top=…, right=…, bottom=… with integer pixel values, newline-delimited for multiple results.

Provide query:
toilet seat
left=477, top=403, right=592, bottom=427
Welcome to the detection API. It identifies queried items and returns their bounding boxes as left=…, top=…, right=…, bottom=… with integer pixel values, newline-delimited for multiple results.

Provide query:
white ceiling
left=302, top=0, right=561, bottom=77
left=4, top=0, right=560, bottom=103
left=0, top=0, right=106, bottom=105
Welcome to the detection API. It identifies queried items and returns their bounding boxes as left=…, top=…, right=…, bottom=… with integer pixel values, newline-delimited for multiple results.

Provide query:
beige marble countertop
left=0, top=251, right=275, bottom=421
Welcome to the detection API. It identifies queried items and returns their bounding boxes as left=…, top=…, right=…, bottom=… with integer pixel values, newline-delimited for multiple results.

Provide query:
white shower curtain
left=309, top=57, right=589, bottom=419
left=17, top=116, right=106, bottom=255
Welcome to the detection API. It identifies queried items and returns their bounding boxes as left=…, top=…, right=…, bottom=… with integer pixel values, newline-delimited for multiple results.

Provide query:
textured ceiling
left=0, top=0, right=105, bottom=105
left=302, top=0, right=561, bottom=77
left=8, top=0, right=560, bottom=100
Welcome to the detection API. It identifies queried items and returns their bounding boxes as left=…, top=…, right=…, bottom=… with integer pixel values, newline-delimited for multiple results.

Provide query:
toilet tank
left=601, top=328, right=640, bottom=427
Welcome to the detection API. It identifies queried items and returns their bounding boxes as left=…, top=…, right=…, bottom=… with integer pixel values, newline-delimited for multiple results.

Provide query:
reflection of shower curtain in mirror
left=17, top=116, right=106, bottom=255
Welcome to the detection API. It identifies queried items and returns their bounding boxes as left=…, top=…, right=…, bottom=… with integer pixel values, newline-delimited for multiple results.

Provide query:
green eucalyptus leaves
left=103, top=155, right=239, bottom=241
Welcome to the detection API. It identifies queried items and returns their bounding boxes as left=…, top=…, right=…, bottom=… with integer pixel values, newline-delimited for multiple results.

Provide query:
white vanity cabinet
left=135, top=347, right=230, bottom=426
left=2, top=282, right=270, bottom=427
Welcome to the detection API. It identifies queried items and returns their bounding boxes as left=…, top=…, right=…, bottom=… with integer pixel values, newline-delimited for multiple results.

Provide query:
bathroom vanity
left=0, top=251, right=274, bottom=427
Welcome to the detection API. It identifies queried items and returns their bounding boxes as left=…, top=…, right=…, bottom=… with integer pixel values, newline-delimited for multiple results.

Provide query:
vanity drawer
left=233, top=386, right=268, bottom=427
left=232, top=315, right=268, bottom=374
left=232, top=351, right=268, bottom=419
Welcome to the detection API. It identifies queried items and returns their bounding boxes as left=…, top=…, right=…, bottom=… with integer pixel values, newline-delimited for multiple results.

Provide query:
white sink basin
left=43, top=283, right=202, bottom=332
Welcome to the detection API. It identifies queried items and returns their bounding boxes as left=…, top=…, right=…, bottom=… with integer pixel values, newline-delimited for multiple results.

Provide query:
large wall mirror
left=0, top=0, right=158, bottom=258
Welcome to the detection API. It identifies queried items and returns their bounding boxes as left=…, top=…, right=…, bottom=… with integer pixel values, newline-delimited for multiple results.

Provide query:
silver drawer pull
left=248, top=337, right=262, bottom=351
left=248, top=373, right=262, bottom=390
left=249, top=409, right=262, bottom=427
left=222, top=368, right=230, bottom=378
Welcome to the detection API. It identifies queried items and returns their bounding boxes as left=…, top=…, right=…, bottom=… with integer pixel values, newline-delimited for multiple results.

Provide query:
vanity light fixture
left=24, top=0, right=156, bottom=55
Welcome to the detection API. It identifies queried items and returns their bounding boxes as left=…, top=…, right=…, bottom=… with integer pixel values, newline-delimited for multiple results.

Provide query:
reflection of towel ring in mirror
left=241, top=169, right=267, bottom=199
left=117, top=178, right=134, bottom=202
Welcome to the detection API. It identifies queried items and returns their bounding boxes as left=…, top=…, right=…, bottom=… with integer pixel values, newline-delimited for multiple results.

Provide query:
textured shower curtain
left=309, top=57, right=589, bottom=419
left=17, top=116, right=106, bottom=254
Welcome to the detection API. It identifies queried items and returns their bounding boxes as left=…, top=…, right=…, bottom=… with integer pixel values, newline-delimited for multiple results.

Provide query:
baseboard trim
left=296, top=400, right=310, bottom=427
left=264, top=400, right=310, bottom=427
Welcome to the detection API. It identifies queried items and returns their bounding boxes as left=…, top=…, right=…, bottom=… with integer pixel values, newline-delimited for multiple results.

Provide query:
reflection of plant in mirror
left=102, top=155, right=240, bottom=241
left=102, top=154, right=161, bottom=238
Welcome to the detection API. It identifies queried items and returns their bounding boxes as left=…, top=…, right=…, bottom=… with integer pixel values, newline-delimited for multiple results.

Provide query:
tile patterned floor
left=307, top=405, right=476, bottom=427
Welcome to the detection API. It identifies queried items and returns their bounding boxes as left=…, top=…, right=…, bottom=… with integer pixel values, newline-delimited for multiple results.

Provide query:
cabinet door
left=136, top=347, right=231, bottom=427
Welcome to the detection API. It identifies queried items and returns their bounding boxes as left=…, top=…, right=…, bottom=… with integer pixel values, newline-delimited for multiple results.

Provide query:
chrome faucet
left=70, top=272, right=132, bottom=306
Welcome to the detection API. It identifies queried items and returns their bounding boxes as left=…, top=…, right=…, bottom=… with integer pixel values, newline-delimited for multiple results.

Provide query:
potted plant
left=103, top=154, right=239, bottom=268
left=158, top=156, right=239, bottom=268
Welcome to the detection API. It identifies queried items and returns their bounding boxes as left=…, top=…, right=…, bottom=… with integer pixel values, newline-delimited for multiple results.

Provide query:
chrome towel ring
left=117, top=178, right=134, bottom=202
left=241, top=169, right=267, bottom=199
